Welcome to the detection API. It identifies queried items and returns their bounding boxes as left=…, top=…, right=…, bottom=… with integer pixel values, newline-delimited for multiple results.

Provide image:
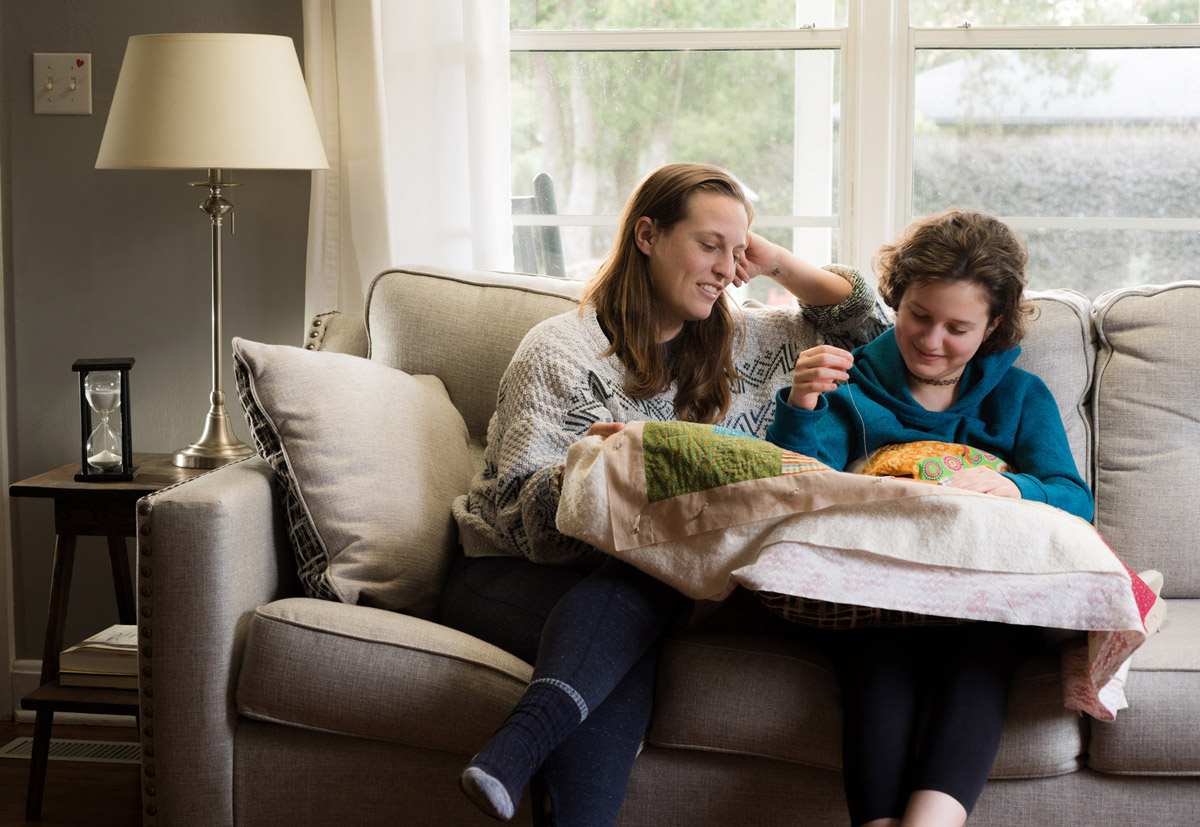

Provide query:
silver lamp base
left=172, top=390, right=255, bottom=469
left=173, top=169, right=256, bottom=471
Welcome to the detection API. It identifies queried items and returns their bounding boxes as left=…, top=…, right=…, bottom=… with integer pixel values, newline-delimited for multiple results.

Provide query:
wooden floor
left=0, top=721, right=141, bottom=826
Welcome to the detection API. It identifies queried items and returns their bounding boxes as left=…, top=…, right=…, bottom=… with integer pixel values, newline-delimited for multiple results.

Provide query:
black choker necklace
left=906, top=366, right=963, bottom=387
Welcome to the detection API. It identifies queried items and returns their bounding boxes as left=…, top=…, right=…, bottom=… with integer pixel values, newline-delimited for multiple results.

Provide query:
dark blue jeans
left=438, top=554, right=688, bottom=826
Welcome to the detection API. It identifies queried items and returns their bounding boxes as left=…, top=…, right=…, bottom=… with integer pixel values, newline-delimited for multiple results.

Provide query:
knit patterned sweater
left=452, top=265, right=891, bottom=566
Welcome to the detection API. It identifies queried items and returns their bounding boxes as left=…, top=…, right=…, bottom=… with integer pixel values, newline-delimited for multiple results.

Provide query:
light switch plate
left=33, top=53, right=92, bottom=115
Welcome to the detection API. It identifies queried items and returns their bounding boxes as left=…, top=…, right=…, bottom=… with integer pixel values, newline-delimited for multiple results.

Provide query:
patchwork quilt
left=556, top=420, right=1166, bottom=721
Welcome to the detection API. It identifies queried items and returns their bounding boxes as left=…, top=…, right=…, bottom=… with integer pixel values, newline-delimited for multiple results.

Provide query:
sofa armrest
left=305, top=309, right=368, bottom=357
left=136, top=456, right=297, bottom=827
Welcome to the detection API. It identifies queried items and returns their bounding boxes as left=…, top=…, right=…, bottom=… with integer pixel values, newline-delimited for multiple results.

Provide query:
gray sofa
left=134, top=265, right=1200, bottom=826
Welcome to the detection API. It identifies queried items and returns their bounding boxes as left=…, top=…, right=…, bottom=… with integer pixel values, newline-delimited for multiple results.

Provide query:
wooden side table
left=10, top=453, right=206, bottom=820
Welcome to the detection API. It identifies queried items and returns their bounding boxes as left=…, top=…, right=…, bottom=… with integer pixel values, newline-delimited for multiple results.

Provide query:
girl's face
left=635, top=192, right=749, bottom=343
left=893, top=279, right=1000, bottom=384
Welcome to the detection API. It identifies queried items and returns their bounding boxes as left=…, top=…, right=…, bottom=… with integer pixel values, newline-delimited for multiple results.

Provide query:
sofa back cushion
left=1091, top=281, right=1200, bottom=598
left=1012, top=289, right=1096, bottom=489
left=366, top=267, right=583, bottom=442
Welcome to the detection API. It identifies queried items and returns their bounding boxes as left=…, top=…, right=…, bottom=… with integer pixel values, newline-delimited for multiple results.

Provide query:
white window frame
left=508, top=24, right=846, bottom=271
left=510, top=1, right=1200, bottom=275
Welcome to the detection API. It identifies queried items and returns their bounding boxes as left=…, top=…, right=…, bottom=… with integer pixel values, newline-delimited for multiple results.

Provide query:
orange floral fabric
left=861, top=441, right=1010, bottom=483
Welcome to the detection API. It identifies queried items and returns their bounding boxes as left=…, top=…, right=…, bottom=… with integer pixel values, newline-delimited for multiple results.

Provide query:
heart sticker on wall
left=76, top=59, right=84, bottom=68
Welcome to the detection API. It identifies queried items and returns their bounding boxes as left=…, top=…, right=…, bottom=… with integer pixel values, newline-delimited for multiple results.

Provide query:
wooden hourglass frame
left=73, top=358, right=139, bottom=482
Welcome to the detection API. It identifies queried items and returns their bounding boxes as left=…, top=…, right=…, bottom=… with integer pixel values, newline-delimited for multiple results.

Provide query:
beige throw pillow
left=233, top=337, right=474, bottom=618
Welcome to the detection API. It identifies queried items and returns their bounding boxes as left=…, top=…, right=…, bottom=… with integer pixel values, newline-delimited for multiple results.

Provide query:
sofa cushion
left=1013, top=289, right=1095, bottom=489
left=1091, top=281, right=1200, bottom=596
left=650, top=633, right=844, bottom=771
left=365, top=267, right=583, bottom=442
left=1088, top=599, right=1200, bottom=775
left=234, top=720, right=539, bottom=825
left=236, top=597, right=531, bottom=754
left=233, top=339, right=474, bottom=618
left=649, top=632, right=1084, bottom=779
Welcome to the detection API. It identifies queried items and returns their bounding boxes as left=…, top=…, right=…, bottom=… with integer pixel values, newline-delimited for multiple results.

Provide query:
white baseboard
left=11, top=658, right=136, bottom=727
left=12, top=659, right=39, bottom=710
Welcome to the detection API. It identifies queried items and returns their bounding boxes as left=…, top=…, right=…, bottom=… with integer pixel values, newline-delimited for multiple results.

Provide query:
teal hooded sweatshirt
left=765, top=329, right=1094, bottom=521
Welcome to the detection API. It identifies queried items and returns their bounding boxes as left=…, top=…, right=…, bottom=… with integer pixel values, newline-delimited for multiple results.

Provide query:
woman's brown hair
left=874, top=207, right=1034, bottom=355
left=581, top=163, right=753, bottom=423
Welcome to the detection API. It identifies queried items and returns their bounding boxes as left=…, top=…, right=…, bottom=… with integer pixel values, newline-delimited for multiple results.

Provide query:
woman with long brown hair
left=442, top=163, right=888, bottom=824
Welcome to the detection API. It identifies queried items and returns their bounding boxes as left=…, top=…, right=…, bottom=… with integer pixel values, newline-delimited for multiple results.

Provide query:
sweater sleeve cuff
left=534, top=463, right=565, bottom=523
left=1008, top=472, right=1046, bottom=504
left=766, top=387, right=826, bottom=453
left=801, top=265, right=876, bottom=334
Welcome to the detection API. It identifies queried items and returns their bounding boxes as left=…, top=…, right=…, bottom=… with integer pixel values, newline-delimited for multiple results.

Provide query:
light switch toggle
left=33, top=53, right=92, bottom=115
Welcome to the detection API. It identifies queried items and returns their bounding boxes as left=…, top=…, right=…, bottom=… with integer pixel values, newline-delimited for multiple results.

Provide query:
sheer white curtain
left=302, top=0, right=512, bottom=321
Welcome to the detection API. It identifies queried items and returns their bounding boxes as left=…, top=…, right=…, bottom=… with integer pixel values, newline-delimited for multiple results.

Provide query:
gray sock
left=459, top=764, right=515, bottom=821
left=460, top=679, right=587, bottom=820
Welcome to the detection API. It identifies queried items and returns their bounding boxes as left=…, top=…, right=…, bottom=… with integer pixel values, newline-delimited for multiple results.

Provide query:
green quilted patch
left=642, top=421, right=782, bottom=503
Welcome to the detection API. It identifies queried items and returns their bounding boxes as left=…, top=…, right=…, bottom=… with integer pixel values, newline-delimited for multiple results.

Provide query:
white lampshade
left=96, top=33, right=328, bottom=170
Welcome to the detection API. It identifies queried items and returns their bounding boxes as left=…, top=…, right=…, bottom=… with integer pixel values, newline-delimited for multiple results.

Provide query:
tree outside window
left=511, top=0, right=1200, bottom=297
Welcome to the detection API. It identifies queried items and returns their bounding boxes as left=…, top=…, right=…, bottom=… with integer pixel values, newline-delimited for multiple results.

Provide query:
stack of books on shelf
left=59, top=624, right=138, bottom=689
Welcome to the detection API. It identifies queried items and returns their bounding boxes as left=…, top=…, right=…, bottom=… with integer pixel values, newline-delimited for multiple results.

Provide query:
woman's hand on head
left=943, top=466, right=1021, bottom=498
left=736, top=233, right=851, bottom=307
left=734, top=231, right=783, bottom=287
left=786, top=346, right=853, bottom=411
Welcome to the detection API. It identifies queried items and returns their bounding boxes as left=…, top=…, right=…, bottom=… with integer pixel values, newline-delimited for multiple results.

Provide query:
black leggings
left=824, top=622, right=1039, bottom=826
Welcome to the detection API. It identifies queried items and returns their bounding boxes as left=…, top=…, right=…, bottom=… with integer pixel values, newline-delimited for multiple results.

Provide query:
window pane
left=512, top=49, right=839, bottom=275
left=511, top=0, right=846, bottom=31
left=540, top=226, right=614, bottom=281
left=1023, top=229, right=1200, bottom=295
left=911, top=0, right=1198, bottom=27
left=913, top=49, right=1200, bottom=219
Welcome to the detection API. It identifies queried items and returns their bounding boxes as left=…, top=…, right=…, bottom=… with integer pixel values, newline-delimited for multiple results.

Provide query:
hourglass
left=73, top=358, right=138, bottom=482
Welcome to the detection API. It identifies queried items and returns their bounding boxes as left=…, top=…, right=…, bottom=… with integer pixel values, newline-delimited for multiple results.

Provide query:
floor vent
left=0, top=737, right=141, bottom=764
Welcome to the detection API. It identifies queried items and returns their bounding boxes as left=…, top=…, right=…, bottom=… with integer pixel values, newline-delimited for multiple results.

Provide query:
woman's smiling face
left=894, top=279, right=1000, bottom=384
left=636, top=191, right=749, bottom=343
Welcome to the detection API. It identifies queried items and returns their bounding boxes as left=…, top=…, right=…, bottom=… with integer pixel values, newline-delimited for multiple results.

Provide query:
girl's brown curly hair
left=874, top=207, right=1035, bottom=355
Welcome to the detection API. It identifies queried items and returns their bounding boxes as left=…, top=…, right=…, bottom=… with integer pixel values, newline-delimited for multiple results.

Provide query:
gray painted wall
left=2, top=1, right=312, bottom=660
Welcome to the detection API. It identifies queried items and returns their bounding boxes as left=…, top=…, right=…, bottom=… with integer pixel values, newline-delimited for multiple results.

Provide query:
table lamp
left=96, top=33, right=328, bottom=468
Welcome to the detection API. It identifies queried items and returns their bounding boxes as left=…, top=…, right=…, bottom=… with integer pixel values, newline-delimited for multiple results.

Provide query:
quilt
left=556, top=420, right=1166, bottom=721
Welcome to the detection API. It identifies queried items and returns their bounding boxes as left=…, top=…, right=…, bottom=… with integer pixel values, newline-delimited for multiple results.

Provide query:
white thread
left=846, top=384, right=870, bottom=458
left=633, top=513, right=641, bottom=533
